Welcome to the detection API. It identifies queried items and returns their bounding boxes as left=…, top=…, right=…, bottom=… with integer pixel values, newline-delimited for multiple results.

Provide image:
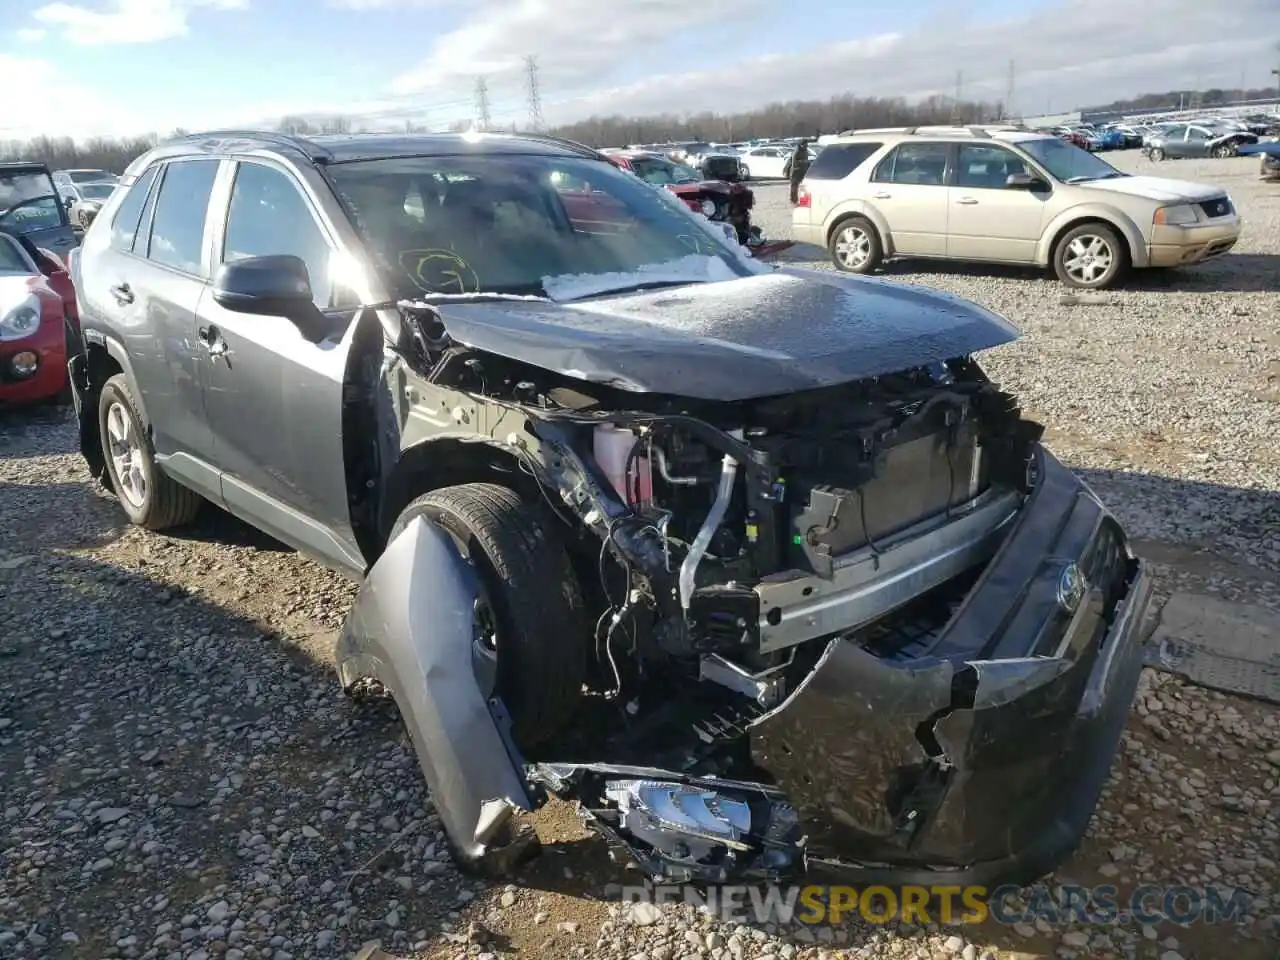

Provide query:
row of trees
left=2, top=86, right=1274, bottom=173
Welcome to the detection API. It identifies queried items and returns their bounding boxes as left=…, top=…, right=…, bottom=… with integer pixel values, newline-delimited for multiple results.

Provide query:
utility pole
left=474, top=76, right=492, bottom=131
left=524, top=55, right=544, bottom=131
left=1003, top=59, right=1016, bottom=120
left=950, top=71, right=963, bottom=124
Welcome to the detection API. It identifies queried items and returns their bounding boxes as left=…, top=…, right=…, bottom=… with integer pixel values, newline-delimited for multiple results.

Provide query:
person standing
left=789, top=139, right=811, bottom=204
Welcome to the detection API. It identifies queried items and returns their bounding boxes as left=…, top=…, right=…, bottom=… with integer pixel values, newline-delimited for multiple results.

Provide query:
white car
left=738, top=145, right=793, bottom=180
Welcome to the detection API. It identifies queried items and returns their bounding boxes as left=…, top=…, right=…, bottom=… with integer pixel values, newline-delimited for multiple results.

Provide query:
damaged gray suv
left=69, top=130, right=1153, bottom=888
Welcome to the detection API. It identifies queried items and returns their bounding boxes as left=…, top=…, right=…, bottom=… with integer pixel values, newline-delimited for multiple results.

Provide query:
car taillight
left=796, top=186, right=811, bottom=208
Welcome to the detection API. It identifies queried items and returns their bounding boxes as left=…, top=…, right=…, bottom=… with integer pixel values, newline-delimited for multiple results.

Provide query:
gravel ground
left=3, top=151, right=1279, bottom=960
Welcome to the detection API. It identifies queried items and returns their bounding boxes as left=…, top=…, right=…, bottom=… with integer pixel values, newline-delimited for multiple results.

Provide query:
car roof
left=827, top=126, right=1050, bottom=146
left=123, top=130, right=606, bottom=178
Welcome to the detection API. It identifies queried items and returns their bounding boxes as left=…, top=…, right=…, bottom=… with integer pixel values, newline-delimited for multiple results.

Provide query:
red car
left=0, top=231, right=78, bottom=406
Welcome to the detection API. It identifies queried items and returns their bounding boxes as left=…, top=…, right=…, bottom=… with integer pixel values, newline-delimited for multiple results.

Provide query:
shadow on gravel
left=167, top=502, right=295, bottom=553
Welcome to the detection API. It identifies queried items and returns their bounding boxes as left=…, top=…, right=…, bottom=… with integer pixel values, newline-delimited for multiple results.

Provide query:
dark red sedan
left=0, top=231, right=78, bottom=406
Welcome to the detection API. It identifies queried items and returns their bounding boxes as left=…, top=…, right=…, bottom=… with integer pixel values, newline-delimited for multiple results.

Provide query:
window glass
left=806, top=143, right=883, bottom=180
left=0, top=168, right=64, bottom=236
left=955, top=144, right=1032, bottom=189
left=872, top=142, right=949, bottom=185
left=1186, top=127, right=1210, bottom=141
left=146, top=160, right=219, bottom=274
left=223, top=162, right=334, bottom=307
left=326, top=153, right=759, bottom=302
left=110, top=165, right=159, bottom=252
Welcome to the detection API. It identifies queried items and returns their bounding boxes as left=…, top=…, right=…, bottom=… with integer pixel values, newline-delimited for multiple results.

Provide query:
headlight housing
left=699, top=199, right=717, bottom=218
left=1153, top=204, right=1199, bottom=226
left=0, top=295, right=42, bottom=341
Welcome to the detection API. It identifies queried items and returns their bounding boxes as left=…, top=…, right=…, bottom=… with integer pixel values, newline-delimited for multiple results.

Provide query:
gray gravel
left=3, top=150, right=1279, bottom=960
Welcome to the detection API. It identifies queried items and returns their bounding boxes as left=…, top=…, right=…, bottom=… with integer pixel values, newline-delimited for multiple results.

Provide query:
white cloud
left=390, top=0, right=1280, bottom=125
left=389, top=0, right=764, bottom=95
left=32, top=0, right=246, bottom=46
left=0, top=54, right=150, bottom=139
left=15, top=27, right=48, bottom=41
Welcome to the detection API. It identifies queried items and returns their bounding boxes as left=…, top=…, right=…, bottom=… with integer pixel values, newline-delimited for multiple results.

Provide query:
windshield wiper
left=565, top=279, right=706, bottom=300
left=399, top=291, right=553, bottom=306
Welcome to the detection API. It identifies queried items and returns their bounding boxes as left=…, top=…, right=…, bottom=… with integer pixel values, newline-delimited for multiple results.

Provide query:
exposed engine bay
left=336, top=277, right=1149, bottom=889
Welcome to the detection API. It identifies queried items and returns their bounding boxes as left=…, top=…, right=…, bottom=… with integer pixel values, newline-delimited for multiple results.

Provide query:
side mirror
left=63, top=196, right=75, bottom=210
left=1006, top=172, right=1046, bottom=190
left=212, top=254, right=327, bottom=342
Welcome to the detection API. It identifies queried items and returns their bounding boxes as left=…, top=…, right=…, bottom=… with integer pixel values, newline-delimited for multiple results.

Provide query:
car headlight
left=699, top=199, right=717, bottom=217
left=1153, top=204, right=1199, bottom=226
left=0, top=295, right=42, bottom=341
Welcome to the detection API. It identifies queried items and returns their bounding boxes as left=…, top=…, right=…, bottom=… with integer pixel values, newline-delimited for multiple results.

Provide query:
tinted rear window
left=145, top=159, right=219, bottom=275
left=804, top=143, right=883, bottom=180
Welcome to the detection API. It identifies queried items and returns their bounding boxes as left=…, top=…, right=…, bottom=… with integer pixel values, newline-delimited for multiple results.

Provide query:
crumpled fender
left=335, top=516, right=532, bottom=859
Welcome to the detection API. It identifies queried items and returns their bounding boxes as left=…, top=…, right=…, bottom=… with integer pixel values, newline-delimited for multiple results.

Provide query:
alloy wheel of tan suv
left=1052, top=223, right=1128, bottom=289
left=829, top=217, right=883, bottom=274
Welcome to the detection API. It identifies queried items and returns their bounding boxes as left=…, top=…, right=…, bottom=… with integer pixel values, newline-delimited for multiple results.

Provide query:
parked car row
left=604, top=139, right=819, bottom=181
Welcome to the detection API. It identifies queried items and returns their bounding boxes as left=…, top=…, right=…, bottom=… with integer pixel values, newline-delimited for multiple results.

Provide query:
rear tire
left=1149, top=147, right=1165, bottom=162
left=1052, top=223, right=1128, bottom=290
left=389, top=482, right=588, bottom=748
left=97, top=374, right=202, bottom=530
left=828, top=216, right=883, bottom=274
left=1212, top=143, right=1235, bottom=159
left=739, top=165, right=751, bottom=180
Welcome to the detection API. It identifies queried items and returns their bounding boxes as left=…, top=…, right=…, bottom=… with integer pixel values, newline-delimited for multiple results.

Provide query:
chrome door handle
left=956, top=197, right=979, bottom=205
left=109, top=283, right=133, bottom=305
left=872, top=192, right=891, bottom=199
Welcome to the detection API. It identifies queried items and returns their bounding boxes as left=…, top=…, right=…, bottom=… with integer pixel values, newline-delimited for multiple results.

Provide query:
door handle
left=872, top=192, right=891, bottom=199
left=109, top=282, right=133, bottom=305
left=198, top=325, right=231, bottom=362
left=956, top=197, right=979, bottom=205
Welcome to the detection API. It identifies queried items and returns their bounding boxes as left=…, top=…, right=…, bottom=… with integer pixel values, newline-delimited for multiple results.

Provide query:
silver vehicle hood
left=431, top=267, right=1020, bottom=402
left=1078, top=175, right=1225, bottom=204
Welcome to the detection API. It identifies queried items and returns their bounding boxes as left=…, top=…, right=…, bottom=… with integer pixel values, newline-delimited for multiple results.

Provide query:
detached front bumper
left=1147, top=219, right=1240, bottom=267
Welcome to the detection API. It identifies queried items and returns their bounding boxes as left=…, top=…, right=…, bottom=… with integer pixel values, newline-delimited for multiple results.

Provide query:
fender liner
left=335, top=516, right=533, bottom=860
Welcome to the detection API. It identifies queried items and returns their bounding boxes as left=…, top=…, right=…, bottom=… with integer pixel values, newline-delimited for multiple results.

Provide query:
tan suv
left=793, top=126, right=1242, bottom=289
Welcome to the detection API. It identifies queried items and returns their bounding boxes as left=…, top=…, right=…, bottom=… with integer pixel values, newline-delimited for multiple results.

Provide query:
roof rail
left=170, top=129, right=332, bottom=161
left=506, top=131, right=609, bottom=160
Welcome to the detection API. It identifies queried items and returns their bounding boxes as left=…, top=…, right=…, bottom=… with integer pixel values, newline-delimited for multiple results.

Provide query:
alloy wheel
left=835, top=224, right=872, bottom=269
left=105, top=401, right=147, bottom=508
left=1062, top=234, right=1114, bottom=287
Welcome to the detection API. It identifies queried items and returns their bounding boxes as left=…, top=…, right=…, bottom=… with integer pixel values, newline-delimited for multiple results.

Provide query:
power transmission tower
left=525, top=55, right=545, bottom=131
left=950, top=71, right=963, bottom=124
left=1004, top=60, right=1016, bottom=120
left=474, top=76, right=492, bottom=131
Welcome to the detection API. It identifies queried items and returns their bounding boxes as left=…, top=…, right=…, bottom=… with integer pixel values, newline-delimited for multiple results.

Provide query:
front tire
left=739, top=165, right=751, bottom=180
left=1052, top=223, right=1128, bottom=290
left=1149, top=147, right=1165, bottom=162
left=829, top=216, right=883, bottom=274
left=98, top=374, right=202, bottom=529
left=1212, top=143, right=1235, bottom=159
left=389, top=483, right=588, bottom=748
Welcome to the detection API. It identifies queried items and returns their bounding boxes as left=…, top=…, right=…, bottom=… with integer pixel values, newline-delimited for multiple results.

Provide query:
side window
left=222, top=162, right=334, bottom=308
left=955, top=144, right=1031, bottom=189
left=146, top=159, right=219, bottom=275
left=872, top=143, right=950, bottom=186
left=1187, top=127, right=1209, bottom=142
left=806, top=143, right=884, bottom=180
left=109, top=165, right=159, bottom=252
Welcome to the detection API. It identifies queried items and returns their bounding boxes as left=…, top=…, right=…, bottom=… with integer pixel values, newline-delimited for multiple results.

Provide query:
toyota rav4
left=69, top=130, right=1151, bottom=888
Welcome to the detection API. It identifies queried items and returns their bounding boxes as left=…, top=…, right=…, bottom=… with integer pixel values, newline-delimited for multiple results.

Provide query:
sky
left=3, top=0, right=1280, bottom=141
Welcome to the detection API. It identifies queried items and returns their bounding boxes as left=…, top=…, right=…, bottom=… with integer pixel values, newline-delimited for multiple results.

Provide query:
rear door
left=866, top=142, right=951, bottom=256
left=124, top=158, right=224, bottom=487
left=1182, top=126, right=1213, bottom=158
left=197, top=157, right=366, bottom=574
left=75, top=158, right=222, bottom=497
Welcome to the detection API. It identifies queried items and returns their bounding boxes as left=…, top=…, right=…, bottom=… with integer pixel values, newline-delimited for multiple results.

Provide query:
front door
left=198, top=158, right=366, bottom=575
left=865, top=142, right=951, bottom=257
left=946, top=143, right=1049, bottom=263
